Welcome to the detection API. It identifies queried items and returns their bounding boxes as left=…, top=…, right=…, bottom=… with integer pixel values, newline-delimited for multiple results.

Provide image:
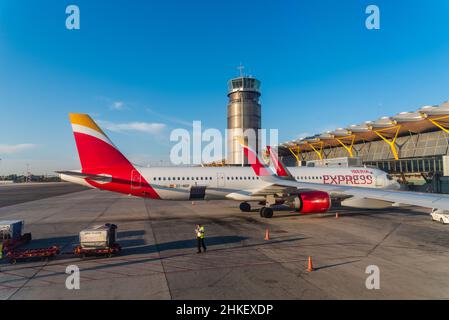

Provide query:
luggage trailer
left=73, top=223, right=121, bottom=258
left=0, top=220, right=32, bottom=254
left=1, top=223, right=121, bottom=264
left=6, top=246, right=60, bottom=264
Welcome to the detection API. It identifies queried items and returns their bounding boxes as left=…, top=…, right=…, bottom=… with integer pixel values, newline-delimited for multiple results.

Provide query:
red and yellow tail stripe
left=69, top=113, right=115, bottom=147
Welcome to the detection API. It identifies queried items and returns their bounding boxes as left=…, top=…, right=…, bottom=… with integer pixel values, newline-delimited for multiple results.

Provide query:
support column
left=308, top=141, right=324, bottom=160
left=288, top=146, right=301, bottom=166
left=428, top=115, right=449, bottom=134
left=335, top=135, right=356, bottom=158
left=373, top=125, right=401, bottom=160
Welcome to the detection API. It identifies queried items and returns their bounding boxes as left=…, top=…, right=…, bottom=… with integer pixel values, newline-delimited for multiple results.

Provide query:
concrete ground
left=1, top=184, right=449, bottom=299
left=0, top=183, right=88, bottom=208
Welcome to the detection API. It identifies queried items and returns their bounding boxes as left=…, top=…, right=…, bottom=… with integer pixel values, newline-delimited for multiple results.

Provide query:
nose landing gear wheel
left=239, top=202, right=251, bottom=212
left=259, top=207, right=274, bottom=218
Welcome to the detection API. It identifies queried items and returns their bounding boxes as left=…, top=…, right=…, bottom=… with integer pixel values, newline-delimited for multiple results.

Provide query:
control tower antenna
left=237, top=63, right=245, bottom=77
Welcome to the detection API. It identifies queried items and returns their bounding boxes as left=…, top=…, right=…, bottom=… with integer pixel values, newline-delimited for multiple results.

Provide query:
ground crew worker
left=195, top=224, right=206, bottom=253
left=0, top=242, right=3, bottom=260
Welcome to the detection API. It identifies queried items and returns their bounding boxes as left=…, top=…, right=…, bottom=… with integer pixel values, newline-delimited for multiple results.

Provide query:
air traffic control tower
left=226, top=74, right=262, bottom=165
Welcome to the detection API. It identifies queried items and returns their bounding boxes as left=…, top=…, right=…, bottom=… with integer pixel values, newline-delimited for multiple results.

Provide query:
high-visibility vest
left=0, top=243, right=3, bottom=259
left=196, top=226, right=205, bottom=238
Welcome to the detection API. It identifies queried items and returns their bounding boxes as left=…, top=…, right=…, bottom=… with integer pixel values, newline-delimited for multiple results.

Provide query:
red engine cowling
left=292, top=191, right=331, bottom=214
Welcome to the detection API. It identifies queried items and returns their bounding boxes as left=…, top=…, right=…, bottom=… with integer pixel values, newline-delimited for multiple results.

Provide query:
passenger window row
left=152, top=176, right=260, bottom=182
left=153, top=176, right=322, bottom=182
left=295, top=176, right=322, bottom=180
left=227, top=177, right=259, bottom=180
left=153, top=177, right=213, bottom=181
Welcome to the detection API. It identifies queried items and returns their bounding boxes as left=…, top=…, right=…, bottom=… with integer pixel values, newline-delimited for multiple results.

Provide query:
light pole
left=26, top=163, right=30, bottom=183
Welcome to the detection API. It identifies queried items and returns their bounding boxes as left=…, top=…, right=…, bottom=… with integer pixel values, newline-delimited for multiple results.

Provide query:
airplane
left=59, top=113, right=449, bottom=218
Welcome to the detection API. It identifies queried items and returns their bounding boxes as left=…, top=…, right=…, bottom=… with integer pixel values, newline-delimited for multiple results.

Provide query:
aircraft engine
left=291, top=191, right=331, bottom=214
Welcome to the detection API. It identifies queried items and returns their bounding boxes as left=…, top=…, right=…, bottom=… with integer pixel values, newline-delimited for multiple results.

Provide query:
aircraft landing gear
left=239, top=202, right=251, bottom=212
left=259, top=196, right=275, bottom=218
left=259, top=207, right=274, bottom=218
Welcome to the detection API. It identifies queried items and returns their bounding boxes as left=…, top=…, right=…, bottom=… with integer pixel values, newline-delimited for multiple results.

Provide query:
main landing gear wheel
left=239, top=202, right=251, bottom=212
left=259, top=207, right=274, bottom=218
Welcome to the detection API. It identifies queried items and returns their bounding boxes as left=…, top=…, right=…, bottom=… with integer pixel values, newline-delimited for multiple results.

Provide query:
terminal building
left=278, top=101, right=449, bottom=193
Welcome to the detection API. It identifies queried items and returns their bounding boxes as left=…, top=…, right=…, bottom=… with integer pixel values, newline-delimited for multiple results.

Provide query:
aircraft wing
left=253, top=175, right=449, bottom=210
left=249, top=183, right=298, bottom=196
left=237, top=141, right=449, bottom=210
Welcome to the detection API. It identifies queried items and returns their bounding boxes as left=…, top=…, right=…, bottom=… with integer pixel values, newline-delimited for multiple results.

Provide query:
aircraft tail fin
left=236, top=138, right=274, bottom=176
left=266, top=146, right=295, bottom=179
left=67, top=113, right=160, bottom=199
left=69, top=113, right=132, bottom=173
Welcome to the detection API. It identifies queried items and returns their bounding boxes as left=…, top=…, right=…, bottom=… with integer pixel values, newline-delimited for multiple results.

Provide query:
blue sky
left=1, top=0, right=449, bottom=174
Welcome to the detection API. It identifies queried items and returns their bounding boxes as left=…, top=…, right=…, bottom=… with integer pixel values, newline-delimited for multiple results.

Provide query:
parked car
left=431, top=209, right=449, bottom=224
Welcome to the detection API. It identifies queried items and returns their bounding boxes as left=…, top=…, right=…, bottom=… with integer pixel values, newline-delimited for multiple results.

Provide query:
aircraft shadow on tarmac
left=118, top=234, right=309, bottom=259
left=0, top=236, right=309, bottom=288
left=249, top=205, right=292, bottom=213
left=259, top=204, right=429, bottom=219
left=8, top=232, right=249, bottom=257
left=120, top=235, right=248, bottom=256
left=318, top=206, right=428, bottom=219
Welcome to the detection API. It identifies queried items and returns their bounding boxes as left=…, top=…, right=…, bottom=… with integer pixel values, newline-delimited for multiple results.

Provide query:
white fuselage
left=61, top=165, right=399, bottom=202
left=120, top=166, right=397, bottom=201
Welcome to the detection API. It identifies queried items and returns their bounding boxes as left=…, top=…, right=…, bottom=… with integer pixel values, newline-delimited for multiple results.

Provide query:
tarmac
left=0, top=183, right=88, bottom=208
left=1, top=183, right=449, bottom=299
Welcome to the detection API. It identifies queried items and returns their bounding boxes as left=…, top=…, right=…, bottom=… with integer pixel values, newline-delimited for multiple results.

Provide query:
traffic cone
left=336, top=212, right=339, bottom=219
left=264, top=228, right=270, bottom=241
left=307, top=256, right=314, bottom=272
